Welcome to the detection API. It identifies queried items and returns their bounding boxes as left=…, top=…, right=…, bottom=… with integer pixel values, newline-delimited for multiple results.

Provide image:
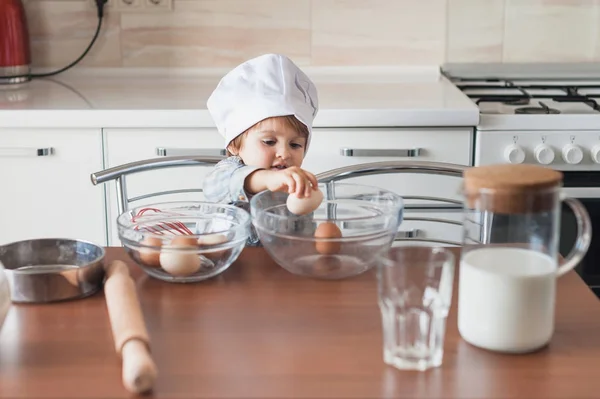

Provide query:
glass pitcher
left=458, top=164, right=592, bottom=354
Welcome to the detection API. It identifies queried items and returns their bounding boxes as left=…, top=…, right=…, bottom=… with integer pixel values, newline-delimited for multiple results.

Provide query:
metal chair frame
left=315, top=161, right=474, bottom=246
left=91, top=155, right=224, bottom=215
left=91, top=156, right=486, bottom=246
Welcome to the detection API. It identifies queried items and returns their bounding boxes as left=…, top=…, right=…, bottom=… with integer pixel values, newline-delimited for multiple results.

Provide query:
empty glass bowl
left=118, top=202, right=251, bottom=283
left=251, top=183, right=403, bottom=279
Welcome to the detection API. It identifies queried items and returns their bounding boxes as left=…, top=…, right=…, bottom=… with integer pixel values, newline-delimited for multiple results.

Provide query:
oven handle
left=562, top=187, right=600, bottom=199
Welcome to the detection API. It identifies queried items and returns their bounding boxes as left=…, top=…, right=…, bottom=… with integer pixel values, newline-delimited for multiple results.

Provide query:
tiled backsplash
left=24, top=0, right=600, bottom=69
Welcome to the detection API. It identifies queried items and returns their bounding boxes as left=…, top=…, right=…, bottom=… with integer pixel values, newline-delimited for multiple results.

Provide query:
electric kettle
left=0, top=0, right=31, bottom=85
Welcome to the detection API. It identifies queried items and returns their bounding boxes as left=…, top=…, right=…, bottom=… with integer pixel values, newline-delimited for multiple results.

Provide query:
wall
left=24, top=0, right=600, bottom=69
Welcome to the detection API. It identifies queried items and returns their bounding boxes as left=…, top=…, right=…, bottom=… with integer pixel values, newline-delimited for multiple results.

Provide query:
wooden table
left=0, top=247, right=599, bottom=398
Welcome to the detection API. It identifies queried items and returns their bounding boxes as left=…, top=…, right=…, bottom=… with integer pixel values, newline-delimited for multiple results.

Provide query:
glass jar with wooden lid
left=458, top=164, right=591, bottom=354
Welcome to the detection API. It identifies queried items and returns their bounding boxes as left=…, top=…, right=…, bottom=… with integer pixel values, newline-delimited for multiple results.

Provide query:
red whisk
left=132, top=207, right=194, bottom=236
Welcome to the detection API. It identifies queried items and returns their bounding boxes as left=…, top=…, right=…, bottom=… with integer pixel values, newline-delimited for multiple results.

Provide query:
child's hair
left=226, top=115, right=309, bottom=157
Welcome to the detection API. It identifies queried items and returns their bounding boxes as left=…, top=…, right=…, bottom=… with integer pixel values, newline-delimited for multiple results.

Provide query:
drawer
left=103, top=128, right=226, bottom=245
left=0, top=128, right=106, bottom=246
left=394, top=209, right=463, bottom=247
left=306, top=128, right=473, bottom=204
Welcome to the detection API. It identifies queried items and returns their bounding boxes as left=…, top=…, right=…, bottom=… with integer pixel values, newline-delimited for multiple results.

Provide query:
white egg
left=197, top=233, right=229, bottom=261
left=159, top=247, right=201, bottom=277
left=197, top=233, right=228, bottom=246
left=286, top=188, right=324, bottom=215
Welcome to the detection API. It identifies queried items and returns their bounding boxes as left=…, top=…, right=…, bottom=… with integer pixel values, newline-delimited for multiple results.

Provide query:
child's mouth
left=272, top=165, right=287, bottom=170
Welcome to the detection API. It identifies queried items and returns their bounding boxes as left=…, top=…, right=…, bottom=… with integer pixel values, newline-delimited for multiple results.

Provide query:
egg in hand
left=286, top=187, right=324, bottom=216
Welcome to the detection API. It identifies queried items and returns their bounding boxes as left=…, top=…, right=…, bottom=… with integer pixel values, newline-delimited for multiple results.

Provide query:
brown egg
left=169, top=236, right=197, bottom=247
left=159, top=235, right=201, bottom=277
left=314, top=222, right=343, bottom=255
left=139, top=237, right=162, bottom=267
left=197, top=234, right=229, bottom=261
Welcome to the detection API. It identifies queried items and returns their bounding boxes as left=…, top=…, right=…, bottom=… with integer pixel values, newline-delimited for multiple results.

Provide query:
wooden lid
left=463, top=164, right=563, bottom=213
left=464, top=164, right=563, bottom=192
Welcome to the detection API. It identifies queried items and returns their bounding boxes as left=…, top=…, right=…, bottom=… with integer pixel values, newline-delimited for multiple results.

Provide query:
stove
left=443, top=65, right=600, bottom=169
left=444, top=64, right=600, bottom=299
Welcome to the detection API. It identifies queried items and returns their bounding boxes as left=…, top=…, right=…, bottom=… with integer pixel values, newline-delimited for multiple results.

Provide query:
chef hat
left=207, top=53, right=319, bottom=150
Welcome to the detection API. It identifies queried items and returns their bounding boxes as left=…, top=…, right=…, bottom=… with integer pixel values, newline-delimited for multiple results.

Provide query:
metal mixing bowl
left=117, top=201, right=251, bottom=283
left=0, top=238, right=105, bottom=303
left=250, top=182, right=403, bottom=279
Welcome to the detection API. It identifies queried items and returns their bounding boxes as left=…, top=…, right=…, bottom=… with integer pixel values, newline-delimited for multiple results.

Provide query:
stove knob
left=534, top=144, right=555, bottom=165
left=562, top=144, right=584, bottom=165
left=591, top=146, right=600, bottom=164
left=504, top=144, right=526, bottom=164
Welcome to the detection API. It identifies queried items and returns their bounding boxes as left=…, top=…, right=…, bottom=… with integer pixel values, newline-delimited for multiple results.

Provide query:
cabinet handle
left=0, top=147, right=54, bottom=157
left=156, top=147, right=226, bottom=157
left=396, top=229, right=421, bottom=239
left=339, top=148, right=421, bottom=157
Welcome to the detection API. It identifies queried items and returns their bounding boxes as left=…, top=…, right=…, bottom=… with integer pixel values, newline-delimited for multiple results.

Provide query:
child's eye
left=262, top=140, right=276, bottom=146
left=290, top=143, right=303, bottom=149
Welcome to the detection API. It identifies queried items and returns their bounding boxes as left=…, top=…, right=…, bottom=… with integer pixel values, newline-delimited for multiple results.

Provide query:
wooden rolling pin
left=104, top=260, right=157, bottom=394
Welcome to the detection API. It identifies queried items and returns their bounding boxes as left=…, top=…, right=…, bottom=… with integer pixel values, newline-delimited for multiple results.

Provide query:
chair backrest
left=91, top=157, right=487, bottom=247
left=315, top=160, right=486, bottom=246
left=90, top=155, right=224, bottom=215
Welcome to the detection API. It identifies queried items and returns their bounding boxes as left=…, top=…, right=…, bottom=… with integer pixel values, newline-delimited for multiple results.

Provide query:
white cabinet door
left=0, top=129, right=106, bottom=246
left=103, top=128, right=225, bottom=245
left=305, top=128, right=472, bottom=242
left=306, top=128, right=472, bottom=204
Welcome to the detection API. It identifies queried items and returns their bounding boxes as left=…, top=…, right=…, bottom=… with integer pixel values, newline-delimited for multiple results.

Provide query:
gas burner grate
left=455, top=78, right=600, bottom=113
left=553, top=96, right=600, bottom=112
left=515, top=102, right=560, bottom=115
left=504, top=98, right=530, bottom=106
left=475, top=96, right=530, bottom=105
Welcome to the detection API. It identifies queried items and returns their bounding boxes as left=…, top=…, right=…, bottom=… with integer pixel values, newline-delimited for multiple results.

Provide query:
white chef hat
left=207, top=53, right=319, bottom=150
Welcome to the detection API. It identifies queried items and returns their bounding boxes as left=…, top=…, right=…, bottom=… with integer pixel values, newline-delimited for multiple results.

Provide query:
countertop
left=0, top=66, right=479, bottom=129
left=0, top=247, right=598, bottom=398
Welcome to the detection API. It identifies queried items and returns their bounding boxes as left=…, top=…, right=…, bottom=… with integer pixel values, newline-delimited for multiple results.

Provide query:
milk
left=458, top=247, right=557, bottom=353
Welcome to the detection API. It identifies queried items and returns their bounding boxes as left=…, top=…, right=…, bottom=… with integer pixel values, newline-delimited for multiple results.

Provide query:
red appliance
left=0, top=0, right=31, bottom=84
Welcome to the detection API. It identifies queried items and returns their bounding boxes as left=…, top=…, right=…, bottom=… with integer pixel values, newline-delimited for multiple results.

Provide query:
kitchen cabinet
left=103, top=128, right=225, bottom=245
left=101, top=127, right=473, bottom=245
left=306, top=128, right=471, bottom=202
left=306, top=128, right=471, bottom=246
left=0, top=129, right=106, bottom=246
left=0, top=127, right=472, bottom=247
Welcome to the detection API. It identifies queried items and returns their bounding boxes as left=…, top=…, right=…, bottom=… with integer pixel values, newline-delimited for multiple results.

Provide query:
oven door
left=561, top=174, right=600, bottom=299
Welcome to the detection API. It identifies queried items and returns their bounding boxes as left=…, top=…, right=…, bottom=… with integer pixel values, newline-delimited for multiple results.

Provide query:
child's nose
left=276, top=146, right=291, bottom=159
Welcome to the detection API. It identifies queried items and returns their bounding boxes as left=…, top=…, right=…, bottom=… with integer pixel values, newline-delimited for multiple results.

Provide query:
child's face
left=233, top=117, right=307, bottom=170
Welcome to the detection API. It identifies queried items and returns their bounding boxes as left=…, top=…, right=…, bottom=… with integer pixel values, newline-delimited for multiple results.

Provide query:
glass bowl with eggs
left=117, top=202, right=251, bottom=283
left=250, top=183, right=403, bottom=279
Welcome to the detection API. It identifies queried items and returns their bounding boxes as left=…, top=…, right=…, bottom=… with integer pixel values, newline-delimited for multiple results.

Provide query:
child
left=203, top=54, right=320, bottom=245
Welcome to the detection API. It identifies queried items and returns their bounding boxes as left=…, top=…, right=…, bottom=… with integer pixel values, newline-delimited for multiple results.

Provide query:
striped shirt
left=203, top=156, right=262, bottom=246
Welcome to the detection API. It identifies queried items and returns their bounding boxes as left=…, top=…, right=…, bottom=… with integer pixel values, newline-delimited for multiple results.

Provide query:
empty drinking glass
left=377, top=246, right=455, bottom=371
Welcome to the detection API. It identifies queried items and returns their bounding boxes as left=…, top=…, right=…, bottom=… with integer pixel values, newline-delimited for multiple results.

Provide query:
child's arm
left=203, top=157, right=261, bottom=203
left=245, top=167, right=318, bottom=198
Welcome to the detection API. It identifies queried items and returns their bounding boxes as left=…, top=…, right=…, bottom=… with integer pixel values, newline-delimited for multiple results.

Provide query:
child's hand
left=266, top=167, right=318, bottom=198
